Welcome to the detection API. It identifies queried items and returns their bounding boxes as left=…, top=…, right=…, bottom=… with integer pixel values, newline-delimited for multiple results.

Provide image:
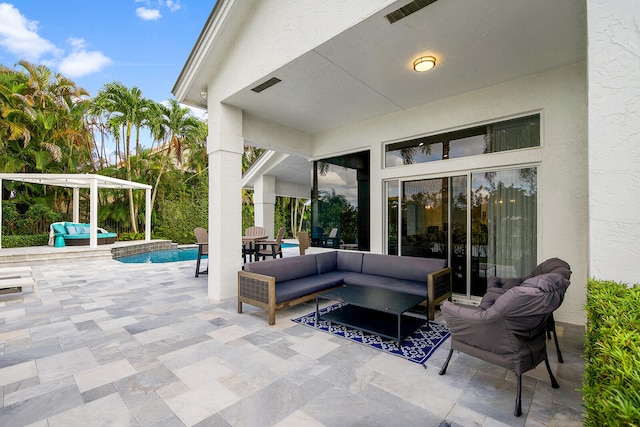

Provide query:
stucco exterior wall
left=312, top=63, right=588, bottom=325
left=587, top=0, right=640, bottom=285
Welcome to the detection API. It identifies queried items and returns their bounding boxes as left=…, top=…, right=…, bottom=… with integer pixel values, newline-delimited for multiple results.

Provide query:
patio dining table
left=242, top=235, right=268, bottom=262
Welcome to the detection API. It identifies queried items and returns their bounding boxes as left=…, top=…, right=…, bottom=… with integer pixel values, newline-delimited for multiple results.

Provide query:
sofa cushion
left=65, top=224, right=80, bottom=234
left=52, top=223, right=66, bottom=234
left=315, top=251, right=337, bottom=274
left=342, top=273, right=427, bottom=297
left=244, top=254, right=318, bottom=282
left=336, top=251, right=364, bottom=273
left=275, top=273, right=344, bottom=303
left=361, top=253, right=446, bottom=282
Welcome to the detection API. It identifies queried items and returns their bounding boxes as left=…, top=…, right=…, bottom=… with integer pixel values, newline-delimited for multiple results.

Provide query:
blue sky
left=0, top=1, right=213, bottom=106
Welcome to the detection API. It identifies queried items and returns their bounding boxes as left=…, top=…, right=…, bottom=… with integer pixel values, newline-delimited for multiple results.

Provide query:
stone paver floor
left=1, top=255, right=585, bottom=426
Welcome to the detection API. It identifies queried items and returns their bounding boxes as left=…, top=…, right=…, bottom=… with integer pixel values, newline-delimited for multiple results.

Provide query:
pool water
left=116, top=243, right=298, bottom=264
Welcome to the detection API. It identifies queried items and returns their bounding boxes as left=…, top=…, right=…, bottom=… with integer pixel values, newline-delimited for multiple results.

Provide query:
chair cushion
left=526, top=258, right=572, bottom=280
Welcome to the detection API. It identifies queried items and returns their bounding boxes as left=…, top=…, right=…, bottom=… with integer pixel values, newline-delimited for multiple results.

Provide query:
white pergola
left=0, top=173, right=152, bottom=248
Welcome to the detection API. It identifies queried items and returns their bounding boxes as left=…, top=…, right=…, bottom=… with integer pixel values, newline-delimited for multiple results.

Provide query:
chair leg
left=439, top=349, right=454, bottom=375
left=195, top=254, right=201, bottom=278
left=515, top=374, right=523, bottom=417
left=544, top=357, right=560, bottom=388
left=551, top=327, right=564, bottom=363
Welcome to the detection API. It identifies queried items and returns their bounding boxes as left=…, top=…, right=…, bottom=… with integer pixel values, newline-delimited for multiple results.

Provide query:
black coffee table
left=315, top=284, right=426, bottom=344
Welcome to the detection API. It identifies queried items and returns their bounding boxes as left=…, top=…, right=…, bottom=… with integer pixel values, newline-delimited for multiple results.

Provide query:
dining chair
left=297, top=230, right=310, bottom=255
left=194, top=227, right=208, bottom=277
left=256, top=226, right=286, bottom=260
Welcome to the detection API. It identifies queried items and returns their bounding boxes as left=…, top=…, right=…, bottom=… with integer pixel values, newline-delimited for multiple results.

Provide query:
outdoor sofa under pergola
left=0, top=173, right=152, bottom=248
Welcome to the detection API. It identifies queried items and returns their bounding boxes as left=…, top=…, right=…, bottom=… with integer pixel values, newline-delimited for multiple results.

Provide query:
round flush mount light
left=413, top=56, right=436, bottom=72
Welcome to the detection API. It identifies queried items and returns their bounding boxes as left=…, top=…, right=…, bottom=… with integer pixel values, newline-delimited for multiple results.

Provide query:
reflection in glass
left=470, top=168, right=537, bottom=297
left=401, top=178, right=448, bottom=260
left=386, top=181, right=399, bottom=255
left=384, top=115, right=540, bottom=167
left=450, top=176, right=467, bottom=295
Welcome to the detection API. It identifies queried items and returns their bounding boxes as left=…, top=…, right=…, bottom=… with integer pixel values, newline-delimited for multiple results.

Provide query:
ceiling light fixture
left=200, top=90, right=207, bottom=100
left=413, top=55, right=436, bottom=72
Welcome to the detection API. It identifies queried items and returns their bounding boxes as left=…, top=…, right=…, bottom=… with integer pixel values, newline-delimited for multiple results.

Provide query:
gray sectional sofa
left=238, top=250, right=452, bottom=325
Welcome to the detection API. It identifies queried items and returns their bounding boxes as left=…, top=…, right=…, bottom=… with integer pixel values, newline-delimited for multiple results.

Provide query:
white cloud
left=166, top=1, right=182, bottom=12
left=0, top=3, right=61, bottom=60
left=136, top=7, right=162, bottom=20
left=58, top=39, right=111, bottom=78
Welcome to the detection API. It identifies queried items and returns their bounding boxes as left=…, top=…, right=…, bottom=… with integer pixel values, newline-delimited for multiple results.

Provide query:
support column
left=89, top=178, right=98, bottom=248
left=253, top=175, right=276, bottom=238
left=73, top=187, right=80, bottom=223
left=587, top=0, right=640, bottom=284
left=208, top=103, right=244, bottom=300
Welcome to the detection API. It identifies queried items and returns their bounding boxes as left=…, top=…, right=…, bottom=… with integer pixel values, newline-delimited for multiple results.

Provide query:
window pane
left=384, top=114, right=540, bottom=167
left=401, top=178, right=448, bottom=259
left=386, top=181, right=399, bottom=255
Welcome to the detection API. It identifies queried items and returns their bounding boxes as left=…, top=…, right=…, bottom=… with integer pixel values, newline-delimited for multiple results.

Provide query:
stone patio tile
left=0, top=360, right=38, bottom=387
left=0, top=385, right=83, bottom=426
left=164, top=380, right=240, bottom=426
left=36, top=346, right=100, bottom=383
left=46, top=392, right=137, bottom=426
left=73, top=358, right=137, bottom=393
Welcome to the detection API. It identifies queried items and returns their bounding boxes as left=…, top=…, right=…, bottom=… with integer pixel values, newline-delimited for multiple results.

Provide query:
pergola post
left=73, top=187, right=80, bottom=223
left=89, top=178, right=98, bottom=248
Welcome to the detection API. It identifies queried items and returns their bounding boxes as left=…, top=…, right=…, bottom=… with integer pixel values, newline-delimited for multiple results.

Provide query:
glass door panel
left=386, top=180, right=399, bottom=255
left=401, top=178, right=448, bottom=260
left=450, top=175, right=467, bottom=295
left=470, top=168, right=537, bottom=296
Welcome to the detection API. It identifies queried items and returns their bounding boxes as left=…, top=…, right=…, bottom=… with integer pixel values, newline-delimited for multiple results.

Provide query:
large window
left=385, top=114, right=540, bottom=167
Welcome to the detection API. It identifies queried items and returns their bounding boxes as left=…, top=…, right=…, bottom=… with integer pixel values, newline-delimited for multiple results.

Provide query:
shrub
left=583, top=279, right=640, bottom=426
left=1, top=234, right=49, bottom=248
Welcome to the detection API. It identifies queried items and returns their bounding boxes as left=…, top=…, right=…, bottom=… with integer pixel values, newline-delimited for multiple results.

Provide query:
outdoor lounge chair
left=194, top=227, right=208, bottom=277
left=256, top=226, right=286, bottom=260
left=439, top=272, right=570, bottom=416
left=322, top=227, right=341, bottom=248
left=482, top=258, right=572, bottom=363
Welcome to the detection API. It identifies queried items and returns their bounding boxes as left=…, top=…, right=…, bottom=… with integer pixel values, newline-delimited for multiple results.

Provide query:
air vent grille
left=385, top=0, right=438, bottom=24
left=251, top=77, right=281, bottom=93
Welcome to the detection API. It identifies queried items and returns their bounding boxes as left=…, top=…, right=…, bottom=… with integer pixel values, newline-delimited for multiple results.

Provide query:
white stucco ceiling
left=222, top=0, right=586, bottom=135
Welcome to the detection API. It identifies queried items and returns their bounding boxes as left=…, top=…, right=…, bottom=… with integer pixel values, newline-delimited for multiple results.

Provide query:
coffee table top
left=318, top=284, right=425, bottom=315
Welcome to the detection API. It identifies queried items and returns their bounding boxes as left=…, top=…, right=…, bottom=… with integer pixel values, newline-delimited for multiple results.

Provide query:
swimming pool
left=115, top=243, right=298, bottom=263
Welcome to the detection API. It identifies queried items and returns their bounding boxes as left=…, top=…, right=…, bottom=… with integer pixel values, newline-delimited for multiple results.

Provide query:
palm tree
left=148, top=99, right=207, bottom=210
left=93, top=82, right=153, bottom=232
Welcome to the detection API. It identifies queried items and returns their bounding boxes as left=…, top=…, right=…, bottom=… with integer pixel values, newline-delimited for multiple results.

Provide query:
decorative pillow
left=78, top=225, right=91, bottom=234
left=52, top=223, right=66, bottom=234
left=65, top=225, right=79, bottom=234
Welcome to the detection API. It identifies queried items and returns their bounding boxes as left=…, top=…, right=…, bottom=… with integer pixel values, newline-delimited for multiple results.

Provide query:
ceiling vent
left=385, top=0, right=438, bottom=24
left=251, top=77, right=281, bottom=93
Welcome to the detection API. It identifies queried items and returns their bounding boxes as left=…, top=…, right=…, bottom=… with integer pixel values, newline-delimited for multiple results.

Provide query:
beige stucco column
left=587, top=0, right=640, bottom=284
left=208, top=103, right=244, bottom=300
left=253, top=175, right=276, bottom=239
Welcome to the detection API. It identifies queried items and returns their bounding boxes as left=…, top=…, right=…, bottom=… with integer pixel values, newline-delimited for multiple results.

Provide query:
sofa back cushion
left=362, top=254, right=446, bottom=282
left=336, top=251, right=364, bottom=273
left=52, top=223, right=66, bottom=234
left=315, top=251, right=337, bottom=274
left=244, top=254, right=318, bottom=282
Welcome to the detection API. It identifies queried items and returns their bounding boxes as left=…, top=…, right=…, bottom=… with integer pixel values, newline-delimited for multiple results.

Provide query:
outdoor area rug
left=292, top=303, right=450, bottom=366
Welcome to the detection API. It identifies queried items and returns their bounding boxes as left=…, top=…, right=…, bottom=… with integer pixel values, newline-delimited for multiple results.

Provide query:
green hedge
left=1, top=234, right=49, bottom=248
left=584, top=279, right=640, bottom=426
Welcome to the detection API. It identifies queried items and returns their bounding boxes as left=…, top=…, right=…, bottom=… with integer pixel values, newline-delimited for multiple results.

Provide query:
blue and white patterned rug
left=292, top=303, right=450, bottom=366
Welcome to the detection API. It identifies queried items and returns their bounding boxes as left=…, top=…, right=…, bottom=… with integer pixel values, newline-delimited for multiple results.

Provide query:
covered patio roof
left=0, top=173, right=152, bottom=248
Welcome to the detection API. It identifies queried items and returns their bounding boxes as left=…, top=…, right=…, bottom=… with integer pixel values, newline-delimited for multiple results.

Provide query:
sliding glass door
left=385, top=167, right=537, bottom=298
